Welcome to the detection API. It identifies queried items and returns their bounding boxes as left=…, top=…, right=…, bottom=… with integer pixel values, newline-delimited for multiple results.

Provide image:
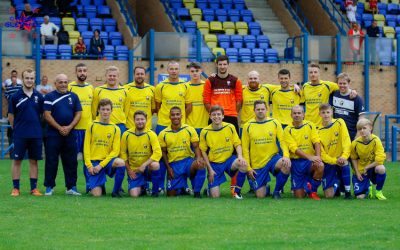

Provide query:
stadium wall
left=1, top=58, right=395, bottom=117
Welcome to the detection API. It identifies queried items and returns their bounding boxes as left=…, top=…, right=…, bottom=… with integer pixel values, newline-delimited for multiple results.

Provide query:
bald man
left=44, top=74, right=82, bottom=196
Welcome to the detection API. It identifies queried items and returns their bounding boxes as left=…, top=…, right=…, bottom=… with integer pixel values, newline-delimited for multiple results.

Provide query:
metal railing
left=385, top=114, right=400, bottom=151
left=117, top=0, right=138, bottom=36
left=392, top=125, right=400, bottom=161
left=283, top=0, right=314, bottom=35
left=318, top=0, right=350, bottom=35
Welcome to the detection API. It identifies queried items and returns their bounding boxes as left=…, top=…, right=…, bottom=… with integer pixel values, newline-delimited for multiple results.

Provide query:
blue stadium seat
left=82, top=31, right=92, bottom=46
left=208, top=0, right=220, bottom=9
left=103, top=45, right=114, bottom=60
left=183, top=21, right=196, bottom=33
left=196, top=0, right=208, bottom=9
left=176, top=8, right=190, bottom=19
left=388, top=4, right=399, bottom=14
left=257, top=35, right=270, bottom=49
left=110, top=31, right=122, bottom=46
left=51, top=17, right=61, bottom=27
left=228, top=9, right=240, bottom=22
left=233, top=0, right=245, bottom=10
left=241, top=9, right=253, bottom=23
left=97, top=5, right=111, bottom=17
left=90, top=18, right=102, bottom=31
left=243, top=35, right=256, bottom=49
left=216, top=9, right=227, bottom=22
left=386, top=15, right=397, bottom=27
left=231, top=35, right=243, bottom=48
left=239, top=48, right=251, bottom=62
left=249, top=22, right=261, bottom=36
left=59, top=45, right=72, bottom=60
left=266, top=48, right=279, bottom=63
left=203, top=9, right=215, bottom=22
left=356, top=2, right=365, bottom=13
left=76, top=18, right=89, bottom=32
left=100, top=31, right=108, bottom=45
left=362, top=14, right=373, bottom=27
left=226, top=48, right=238, bottom=62
left=397, top=15, right=400, bottom=26
left=116, top=45, right=128, bottom=60
left=221, top=0, right=233, bottom=10
left=35, top=16, right=44, bottom=26
left=44, top=45, right=58, bottom=59
left=77, top=5, right=84, bottom=16
left=103, top=18, right=117, bottom=32
left=80, top=0, right=91, bottom=5
left=93, top=0, right=104, bottom=6
left=396, top=26, right=400, bottom=34
left=218, top=34, right=230, bottom=48
left=169, top=0, right=183, bottom=9
left=252, top=48, right=265, bottom=63
left=84, top=5, right=97, bottom=18
left=377, top=3, right=387, bottom=16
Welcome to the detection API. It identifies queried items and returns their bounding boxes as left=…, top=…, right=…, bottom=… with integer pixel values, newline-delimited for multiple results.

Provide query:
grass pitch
left=0, top=160, right=399, bottom=249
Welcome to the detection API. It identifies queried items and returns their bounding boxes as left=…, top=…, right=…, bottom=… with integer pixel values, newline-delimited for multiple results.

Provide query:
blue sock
left=310, top=178, right=321, bottom=193
left=151, top=170, right=160, bottom=194
left=30, top=178, right=37, bottom=191
left=274, top=172, right=289, bottom=194
left=376, top=173, right=386, bottom=191
left=341, top=165, right=351, bottom=191
left=83, top=164, right=90, bottom=192
left=112, top=168, right=125, bottom=194
left=234, top=171, right=246, bottom=194
left=13, top=179, right=20, bottom=189
left=159, top=162, right=167, bottom=191
left=191, top=169, right=206, bottom=193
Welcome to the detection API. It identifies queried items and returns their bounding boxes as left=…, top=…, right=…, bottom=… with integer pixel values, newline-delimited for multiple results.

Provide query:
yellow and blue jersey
left=158, top=124, right=199, bottom=163
left=68, top=81, right=94, bottom=130
left=199, top=122, right=241, bottom=163
left=283, top=120, right=320, bottom=159
left=240, top=85, right=271, bottom=127
left=83, top=121, right=121, bottom=168
left=186, top=81, right=209, bottom=129
left=124, top=83, right=155, bottom=130
left=318, top=118, right=351, bottom=165
left=270, top=88, right=301, bottom=126
left=350, top=134, right=386, bottom=173
left=92, top=84, right=127, bottom=125
left=120, top=128, right=161, bottom=170
left=242, top=118, right=289, bottom=170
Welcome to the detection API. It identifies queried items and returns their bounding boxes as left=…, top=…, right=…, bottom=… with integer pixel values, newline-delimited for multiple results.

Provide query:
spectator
left=5, top=76, right=23, bottom=101
left=367, top=20, right=380, bottom=64
left=57, top=0, right=78, bottom=17
left=348, top=22, right=364, bottom=62
left=3, top=70, right=23, bottom=89
left=346, top=2, right=357, bottom=23
left=89, top=29, right=105, bottom=58
left=344, top=0, right=353, bottom=8
left=74, top=36, right=86, bottom=57
left=40, top=15, right=59, bottom=45
left=369, top=0, right=377, bottom=15
left=36, top=75, right=53, bottom=96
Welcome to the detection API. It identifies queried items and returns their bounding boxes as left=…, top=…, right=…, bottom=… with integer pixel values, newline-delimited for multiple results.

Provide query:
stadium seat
left=384, top=26, right=395, bottom=38
left=210, top=21, right=223, bottom=33
left=196, top=0, right=208, bottom=9
left=221, top=0, right=233, bottom=10
left=396, top=27, right=400, bottom=34
left=233, top=0, right=245, bottom=10
left=62, top=17, right=75, bottom=32
left=98, top=5, right=111, bottom=17
left=223, top=21, right=235, bottom=35
left=208, top=0, right=220, bottom=9
left=216, top=9, right=227, bottom=22
left=176, top=8, right=190, bottom=20
left=252, top=48, right=265, bottom=63
left=116, top=45, right=128, bottom=60
left=205, top=34, right=218, bottom=48
left=236, top=22, right=248, bottom=35
left=228, top=9, right=240, bottom=22
left=377, top=3, right=387, bottom=15
left=197, top=21, right=209, bottom=34
left=77, top=5, right=84, bottom=16
left=59, top=44, right=72, bottom=59
left=374, top=14, right=385, bottom=27
left=241, top=9, right=253, bottom=23
left=218, top=34, right=230, bottom=48
left=230, top=35, right=243, bottom=48
left=190, top=8, right=202, bottom=22
left=244, top=35, right=256, bottom=49
left=44, top=44, right=58, bottom=59
left=35, top=16, right=44, bottom=26
left=90, top=18, right=102, bottom=31
left=80, top=0, right=91, bottom=5
left=257, top=35, right=270, bottom=49
left=226, top=48, right=238, bottom=62
left=51, top=17, right=62, bottom=28
left=386, top=15, right=396, bottom=27
left=110, top=31, right=122, bottom=46
left=380, top=0, right=389, bottom=3
left=76, top=18, right=89, bottom=32
left=84, top=5, right=97, bottom=18
left=103, top=18, right=117, bottom=32
left=203, top=9, right=215, bottom=22
left=103, top=45, right=115, bottom=60
left=100, top=31, right=108, bottom=44
left=239, top=48, right=251, bottom=62
left=183, top=0, right=195, bottom=8
left=94, top=0, right=104, bottom=5
left=362, top=13, right=373, bottom=27
left=82, top=31, right=92, bottom=46
left=169, top=0, right=183, bottom=9
left=212, top=47, right=225, bottom=56
left=266, top=48, right=279, bottom=63
left=183, top=21, right=197, bottom=33
left=392, top=0, right=399, bottom=4
left=249, top=22, right=261, bottom=36
left=68, top=30, right=80, bottom=45
left=387, top=3, right=399, bottom=14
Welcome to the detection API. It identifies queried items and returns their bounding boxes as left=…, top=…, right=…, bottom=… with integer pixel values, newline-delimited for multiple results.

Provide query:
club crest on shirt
left=34, top=96, right=38, bottom=103
left=146, top=96, right=150, bottom=100
left=318, top=92, right=322, bottom=97
left=179, top=92, right=183, bottom=96
left=119, top=97, right=123, bottom=102
left=143, top=144, right=148, bottom=149
left=340, top=100, right=344, bottom=106
left=225, top=137, right=230, bottom=142
left=68, top=97, right=72, bottom=104
left=89, top=95, right=92, bottom=99
left=107, top=133, right=111, bottom=139
left=290, top=99, right=294, bottom=104
left=269, top=132, right=273, bottom=137
left=260, top=95, right=264, bottom=99
left=335, top=132, right=339, bottom=137
left=304, top=135, right=309, bottom=139
left=227, top=81, right=231, bottom=86
left=182, top=139, right=187, bottom=144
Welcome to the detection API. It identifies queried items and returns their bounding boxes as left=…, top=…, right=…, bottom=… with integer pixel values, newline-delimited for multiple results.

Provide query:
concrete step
left=245, top=0, right=269, bottom=8
left=252, top=9, right=276, bottom=20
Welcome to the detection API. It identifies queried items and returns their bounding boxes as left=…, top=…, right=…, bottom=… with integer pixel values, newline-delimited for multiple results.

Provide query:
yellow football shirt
left=124, top=83, right=155, bottom=130
left=270, top=88, right=301, bottom=126
left=240, top=85, right=271, bottom=127
left=350, top=134, right=386, bottom=173
left=283, top=120, right=320, bottom=159
left=68, top=82, right=94, bottom=130
left=186, top=81, right=209, bottom=129
left=92, top=84, right=127, bottom=125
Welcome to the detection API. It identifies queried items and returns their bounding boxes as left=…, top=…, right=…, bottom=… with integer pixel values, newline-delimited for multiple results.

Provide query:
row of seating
left=204, top=34, right=270, bottom=49
left=183, top=21, right=261, bottom=35
left=13, top=0, right=106, bottom=5
left=42, top=44, right=128, bottom=60
left=167, top=0, right=246, bottom=10
left=177, top=8, right=254, bottom=22
left=34, top=17, right=117, bottom=33
left=208, top=47, right=279, bottom=63
left=59, top=30, right=122, bottom=46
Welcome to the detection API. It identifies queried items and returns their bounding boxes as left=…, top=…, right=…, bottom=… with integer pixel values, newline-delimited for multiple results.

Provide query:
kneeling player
left=318, top=104, right=352, bottom=199
left=121, top=111, right=161, bottom=197
left=159, top=107, right=206, bottom=198
left=199, top=105, right=247, bottom=198
left=83, top=98, right=126, bottom=197
left=284, top=105, right=324, bottom=200
left=240, top=100, right=291, bottom=199
left=351, top=118, right=387, bottom=200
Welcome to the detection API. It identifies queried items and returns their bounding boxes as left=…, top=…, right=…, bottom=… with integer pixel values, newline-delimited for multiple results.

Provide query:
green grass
left=0, top=160, right=399, bottom=249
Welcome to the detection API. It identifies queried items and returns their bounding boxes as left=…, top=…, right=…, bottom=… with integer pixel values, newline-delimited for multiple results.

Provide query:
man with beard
left=9, top=69, right=44, bottom=196
left=68, top=63, right=94, bottom=192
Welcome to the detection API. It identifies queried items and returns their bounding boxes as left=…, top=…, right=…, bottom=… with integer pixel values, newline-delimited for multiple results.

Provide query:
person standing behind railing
left=347, top=22, right=364, bottom=63
left=366, top=20, right=380, bottom=64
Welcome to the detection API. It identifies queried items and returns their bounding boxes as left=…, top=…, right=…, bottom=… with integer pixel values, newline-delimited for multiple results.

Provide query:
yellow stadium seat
left=380, top=0, right=388, bottom=4
left=374, top=14, right=385, bottom=27
left=236, top=22, right=248, bottom=35
left=197, top=21, right=209, bottom=34
left=223, top=22, right=235, bottom=35
left=183, top=0, right=195, bottom=8
left=205, top=34, right=217, bottom=48
left=68, top=30, right=80, bottom=45
left=210, top=21, right=223, bottom=33
left=190, top=8, right=202, bottom=22
left=212, top=47, right=225, bottom=56
left=62, top=17, right=75, bottom=32
left=391, top=0, right=399, bottom=4
left=364, top=2, right=370, bottom=12
left=383, top=26, right=395, bottom=38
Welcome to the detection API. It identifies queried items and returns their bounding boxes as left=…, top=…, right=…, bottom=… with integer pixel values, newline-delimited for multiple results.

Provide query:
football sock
left=376, top=173, right=386, bottom=191
left=159, top=162, right=167, bottom=191
left=13, top=179, right=20, bottom=189
left=112, top=168, right=125, bottom=194
left=274, top=172, right=289, bottom=194
left=341, top=165, right=351, bottom=191
left=234, top=171, right=246, bottom=194
left=310, top=178, right=321, bottom=193
left=191, top=169, right=206, bottom=193
left=83, top=165, right=90, bottom=193
left=30, top=178, right=37, bottom=191
left=230, top=172, right=237, bottom=188
left=151, top=170, right=160, bottom=194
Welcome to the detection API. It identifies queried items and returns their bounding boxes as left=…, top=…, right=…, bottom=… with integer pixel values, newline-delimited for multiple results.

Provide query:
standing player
left=92, top=66, right=128, bottom=133
left=284, top=105, right=324, bottom=200
left=124, top=66, right=156, bottom=131
left=330, top=72, right=365, bottom=140
left=185, top=62, right=209, bottom=135
left=270, top=69, right=301, bottom=128
left=44, top=74, right=82, bottom=196
left=120, top=110, right=161, bottom=197
left=240, top=100, right=291, bottom=199
left=318, top=104, right=352, bottom=199
left=351, top=118, right=387, bottom=200
left=199, top=105, right=247, bottom=198
left=68, top=63, right=94, bottom=192
left=159, top=107, right=206, bottom=198
left=8, top=69, right=44, bottom=196
left=84, top=98, right=126, bottom=197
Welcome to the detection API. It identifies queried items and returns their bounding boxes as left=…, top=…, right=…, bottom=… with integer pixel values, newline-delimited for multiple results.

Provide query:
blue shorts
left=291, top=158, right=312, bottom=190
left=13, top=137, right=42, bottom=160
left=239, top=128, right=243, bottom=137
left=208, top=155, right=237, bottom=188
left=251, top=154, right=281, bottom=191
left=155, top=124, right=167, bottom=135
left=322, top=164, right=339, bottom=190
left=128, top=170, right=150, bottom=190
left=167, top=157, right=194, bottom=191
left=87, top=158, right=117, bottom=190
left=352, top=168, right=377, bottom=196
left=116, top=123, right=127, bottom=135
left=74, top=129, right=85, bottom=153
left=195, top=128, right=202, bottom=136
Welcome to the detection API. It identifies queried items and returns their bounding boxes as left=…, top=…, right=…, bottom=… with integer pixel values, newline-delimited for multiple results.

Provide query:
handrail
left=121, top=0, right=139, bottom=36
left=1, top=125, right=13, bottom=159
left=392, top=125, right=400, bottom=161
left=160, top=0, right=183, bottom=33
left=385, top=114, right=400, bottom=151
left=283, top=0, right=314, bottom=35
left=318, top=0, right=350, bottom=35
left=116, top=0, right=137, bottom=36
left=285, top=35, right=304, bottom=62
